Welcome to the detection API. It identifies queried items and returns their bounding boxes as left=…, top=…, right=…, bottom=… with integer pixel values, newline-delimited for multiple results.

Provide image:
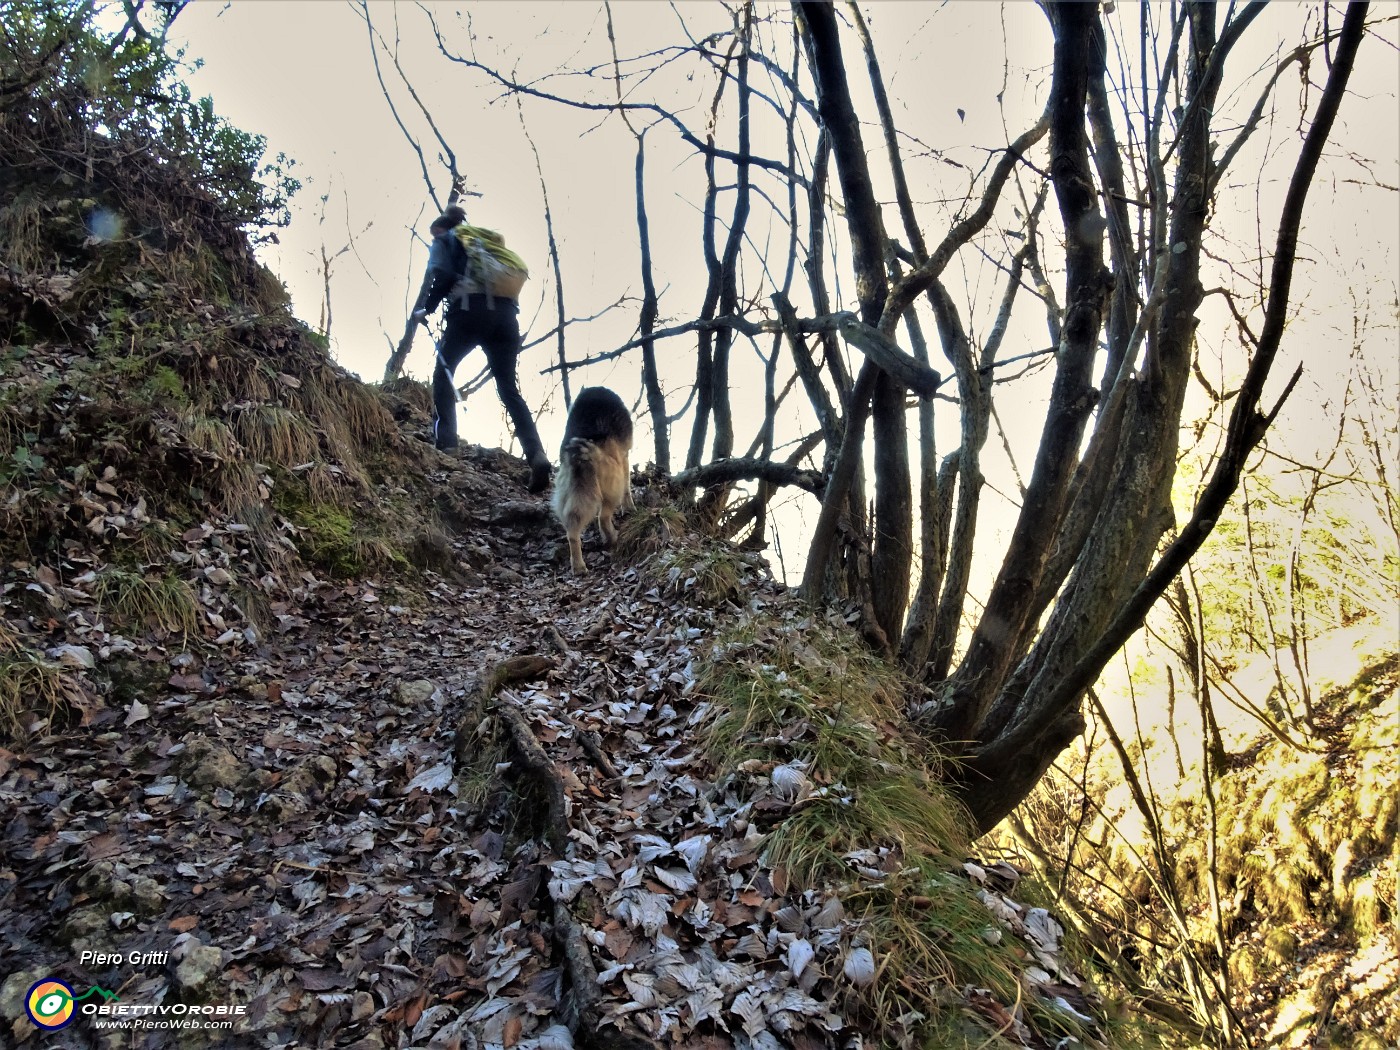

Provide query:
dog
left=551, top=387, right=635, bottom=573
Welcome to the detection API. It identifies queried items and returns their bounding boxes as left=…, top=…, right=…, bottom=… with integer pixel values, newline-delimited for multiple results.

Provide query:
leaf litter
left=1, top=469, right=1109, bottom=1050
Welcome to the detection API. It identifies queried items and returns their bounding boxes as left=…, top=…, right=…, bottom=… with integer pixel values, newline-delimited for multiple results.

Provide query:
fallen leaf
left=405, top=761, right=454, bottom=794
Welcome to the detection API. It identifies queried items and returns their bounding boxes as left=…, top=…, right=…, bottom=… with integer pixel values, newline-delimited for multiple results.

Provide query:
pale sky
left=168, top=2, right=1400, bottom=583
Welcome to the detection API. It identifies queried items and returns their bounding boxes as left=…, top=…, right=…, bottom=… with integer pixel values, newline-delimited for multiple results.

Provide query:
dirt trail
left=3, top=444, right=1094, bottom=1050
left=2, top=453, right=760, bottom=1048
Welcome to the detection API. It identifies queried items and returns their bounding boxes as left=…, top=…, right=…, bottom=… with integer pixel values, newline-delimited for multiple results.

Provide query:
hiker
left=410, top=206, right=465, bottom=313
left=412, top=207, right=550, bottom=494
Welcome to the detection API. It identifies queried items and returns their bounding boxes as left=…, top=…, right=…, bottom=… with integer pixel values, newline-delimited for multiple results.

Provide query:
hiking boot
left=527, top=452, right=551, bottom=494
left=433, top=415, right=458, bottom=451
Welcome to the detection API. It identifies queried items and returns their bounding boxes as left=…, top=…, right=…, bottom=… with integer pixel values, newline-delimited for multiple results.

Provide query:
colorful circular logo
left=26, top=979, right=76, bottom=1029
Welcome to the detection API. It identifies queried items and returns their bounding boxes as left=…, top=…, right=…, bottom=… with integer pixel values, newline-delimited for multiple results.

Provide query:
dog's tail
left=563, top=436, right=603, bottom=481
left=551, top=437, right=602, bottom=516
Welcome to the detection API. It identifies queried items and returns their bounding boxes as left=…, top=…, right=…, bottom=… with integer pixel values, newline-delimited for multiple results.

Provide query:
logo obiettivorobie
left=25, top=978, right=120, bottom=1029
left=26, top=979, right=75, bottom=1029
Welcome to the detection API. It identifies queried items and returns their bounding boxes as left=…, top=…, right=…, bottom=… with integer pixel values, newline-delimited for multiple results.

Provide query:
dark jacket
left=422, top=230, right=469, bottom=314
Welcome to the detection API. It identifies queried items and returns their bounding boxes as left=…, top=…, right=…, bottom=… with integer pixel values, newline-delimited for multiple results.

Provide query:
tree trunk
left=930, top=0, right=1108, bottom=746
left=795, top=2, right=909, bottom=645
left=709, top=4, right=752, bottom=468
left=959, top=0, right=1370, bottom=832
left=634, top=133, right=669, bottom=474
left=685, top=141, right=721, bottom=474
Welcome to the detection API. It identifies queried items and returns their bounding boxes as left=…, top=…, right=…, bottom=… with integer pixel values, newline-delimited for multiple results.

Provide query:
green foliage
left=273, top=477, right=360, bottom=576
left=1172, top=433, right=1399, bottom=673
left=271, top=470, right=406, bottom=578
left=111, top=355, right=191, bottom=408
left=161, top=93, right=301, bottom=231
left=1009, top=649, right=1399, bottom=1047
left=0, top=1, right=299, bottom=232
left=0, top=442, right=46, bottom=486
left=1191, top=657, right=1399, bottom=937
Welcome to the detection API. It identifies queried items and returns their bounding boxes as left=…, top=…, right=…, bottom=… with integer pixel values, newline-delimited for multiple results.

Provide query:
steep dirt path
left=2, top=453, right=1091, bottom=1050
left=1, top=461, right=777, bottom=1049
left=2, top=456, right=594, bottom=1048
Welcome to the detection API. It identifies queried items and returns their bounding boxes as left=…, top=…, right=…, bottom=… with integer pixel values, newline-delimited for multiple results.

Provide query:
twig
left=576, top=729, right=620, bottom=780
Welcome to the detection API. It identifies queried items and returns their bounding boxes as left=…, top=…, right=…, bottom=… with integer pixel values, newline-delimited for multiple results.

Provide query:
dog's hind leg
left=597, top=501, right=619, bottom=548
left=565, top=518, right=588, bottom=573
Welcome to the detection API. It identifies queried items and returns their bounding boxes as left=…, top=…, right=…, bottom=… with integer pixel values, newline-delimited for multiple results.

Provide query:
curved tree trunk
left=958, top=0, right=1370, bottom=833
left=929, top=0, right=1109, bottom=747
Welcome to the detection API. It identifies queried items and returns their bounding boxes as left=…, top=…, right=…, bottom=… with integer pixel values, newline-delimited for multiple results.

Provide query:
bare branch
left=537, top=309, right=863, bottom=374
left=881, top=113, right=1050, bottom=332
left=670, top=457, right=824, bottom=495
left=421, top=6, right=805, bottom=185
left=969, top=2, right=1371, bottom=802
left=354, top=2, right=459, bottom=210
left=835, top=315, right=940, bottom=398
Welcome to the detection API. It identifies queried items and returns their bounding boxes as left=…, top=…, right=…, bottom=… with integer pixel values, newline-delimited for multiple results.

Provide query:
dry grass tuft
left=0, top=650, right=74, bottom=743
left=212, top=459, right=269, bottom=521
left=616, top=503, right=687, bottom=562
left=185, top=347, right=273, bottom=408
left=300, top=462, right=355, bottom=508
left=377, top=376, right=433, bottom=418
left=286, top=367, right=391, bottom=490
left=652, top=544, right=749, bottom=605
left=697, top=614, right=1034, bottom=1044
left=93, top=568, right=201, bottom=641
left=0, top=189, right=49, bottom=273
left=231, top=404, right=318, bottom=466
left=175, top=411, right=237, bottom=460
left=353, top=535, right=406, bottom=573
left=334, top=376, right=398, bottom=449
left=842, top=874, right=1022, bottom=1035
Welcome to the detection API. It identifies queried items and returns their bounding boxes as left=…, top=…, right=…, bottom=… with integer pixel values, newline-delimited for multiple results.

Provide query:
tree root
left=453, top=654, right=554, bottom=768
left=553, top=898, right=659, bottom=1050
left=453, top=652, right=656, bottom=1048
left=495, top=700, right=570, bottom=851
left=577, top=728, right=620, bottom=780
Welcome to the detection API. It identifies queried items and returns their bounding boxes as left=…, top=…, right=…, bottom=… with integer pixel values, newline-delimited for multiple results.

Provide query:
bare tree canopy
left=365, top=1, right=1382, bottom=832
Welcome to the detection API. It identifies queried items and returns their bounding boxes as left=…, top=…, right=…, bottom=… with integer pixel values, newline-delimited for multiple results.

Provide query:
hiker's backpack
left=450, top=224, right=529, bottom=303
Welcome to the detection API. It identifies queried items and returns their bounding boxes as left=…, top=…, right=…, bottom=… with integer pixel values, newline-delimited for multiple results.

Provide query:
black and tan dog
left=551, top=387, right=634, bottom=573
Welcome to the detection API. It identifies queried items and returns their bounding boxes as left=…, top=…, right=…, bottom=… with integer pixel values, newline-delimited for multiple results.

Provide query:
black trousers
left=432, top=296, right=544, bottom=460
